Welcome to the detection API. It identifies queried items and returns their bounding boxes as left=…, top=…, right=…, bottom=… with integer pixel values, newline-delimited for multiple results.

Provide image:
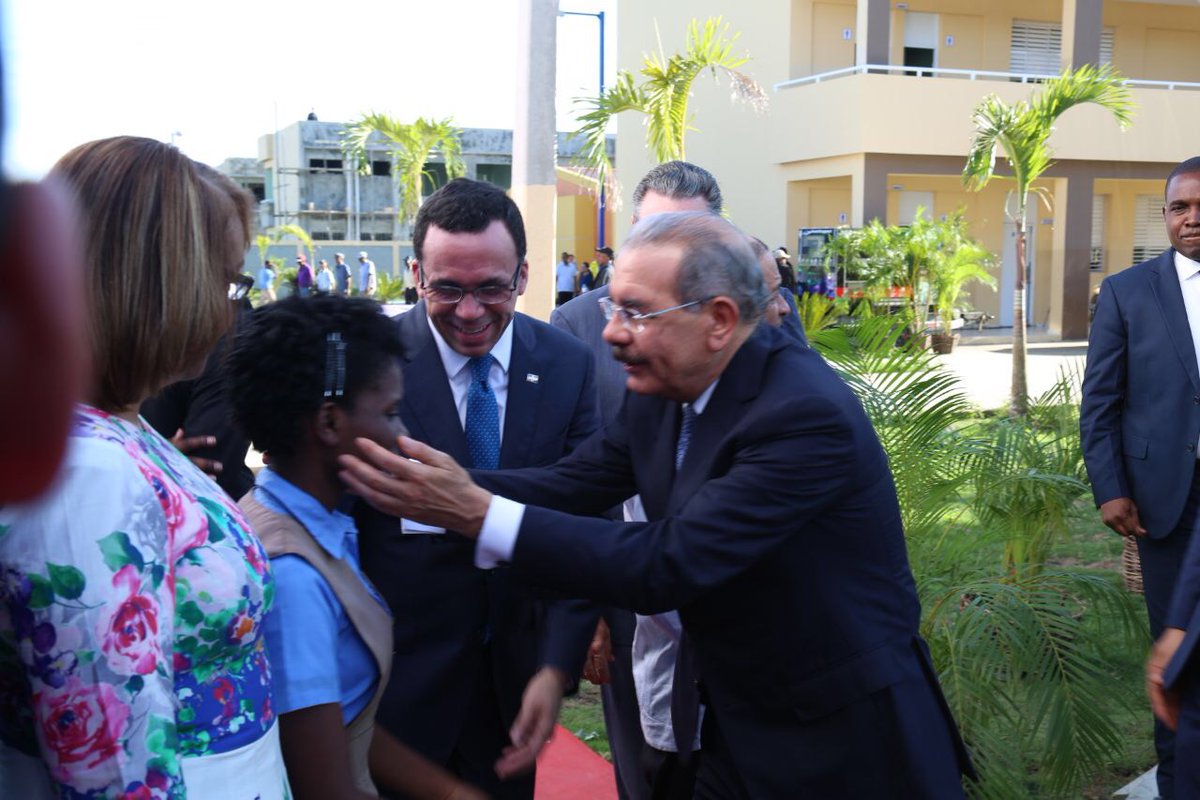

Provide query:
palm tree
left=342, top=114, right=466, bottom=233
left=573, top=16, right=768, bottom=193
left=963, top=63, right=1133, bottom=415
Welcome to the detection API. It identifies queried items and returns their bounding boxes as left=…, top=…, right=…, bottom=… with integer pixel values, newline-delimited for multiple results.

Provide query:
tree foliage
left=962, top=64, right=1133, bottom=414
left=572, top=16, right=768, bottom=195
left=343, top=113, right=465, bottom=229
left=813, top=318, right=1145, bottom=798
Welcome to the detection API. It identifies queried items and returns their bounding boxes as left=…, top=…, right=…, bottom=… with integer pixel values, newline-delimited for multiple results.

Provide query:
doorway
left=1000, top=217, right=1036, bottom=328
left=903, top=12, right=939, bottom=76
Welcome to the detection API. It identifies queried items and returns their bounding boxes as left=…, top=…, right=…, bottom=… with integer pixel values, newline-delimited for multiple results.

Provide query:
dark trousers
left=1178, top=671, right=1200, bottom=800
left=446, top=649, right=534, bottom=800
left=1138, top=466, right=1200, bottom=800
left=602, top=608, right=653, bottom=800
left=556, top=291, right=574, bottom=307
left=641, top=744, right=699, bottom=800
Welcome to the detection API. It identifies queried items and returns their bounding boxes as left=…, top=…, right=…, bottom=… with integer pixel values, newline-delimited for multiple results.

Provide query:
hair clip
left=324, top=332, right=346, bottom=398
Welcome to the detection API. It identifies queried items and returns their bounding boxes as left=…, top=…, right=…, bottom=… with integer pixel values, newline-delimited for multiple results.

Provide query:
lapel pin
left=526, top=373, right=539, bottom=384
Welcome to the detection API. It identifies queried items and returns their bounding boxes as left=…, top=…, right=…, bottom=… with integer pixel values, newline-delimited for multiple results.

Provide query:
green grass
left=559, top=681, right=610, bottom=760
left=556, top=497, right=1158, bottom=795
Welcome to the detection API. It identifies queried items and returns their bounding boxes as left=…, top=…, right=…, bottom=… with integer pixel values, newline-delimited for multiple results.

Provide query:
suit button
left=1195, top=396, right=1200, bottom=404
left=1189, top=444, right=1196, bottom=452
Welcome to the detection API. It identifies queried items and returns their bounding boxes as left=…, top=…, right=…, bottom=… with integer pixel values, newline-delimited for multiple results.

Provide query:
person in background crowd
left=556, top=251, right=577, bottom=306
left=316, top=259, right=335, bottom=296
left=358, top=251, right=378, bottom=298
left=0, top=136, right=290, bottom=798
left=297, top=256, right=314, bottom=298
left=594, top=246, right=614, bottom=287
left=579, top=260, right=595, bottom=293
left=335, top=252, right=354, bottom=296
left=259, top=259, right=278, bottom=303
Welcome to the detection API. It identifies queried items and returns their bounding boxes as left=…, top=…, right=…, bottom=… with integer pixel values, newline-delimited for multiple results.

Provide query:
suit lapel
left=396, top=303, right=471, bottom=465
left=1150, top=249, right=1200, bottom=394
left=500, top=316, right=537, bottom=469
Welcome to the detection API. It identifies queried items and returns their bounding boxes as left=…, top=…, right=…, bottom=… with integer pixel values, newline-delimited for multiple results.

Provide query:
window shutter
left=1132, top=194, right=1169, bottom=264
left=1091, top=195, right=1106, bottom=271
left=1011, top=20, right=1061, bottom=75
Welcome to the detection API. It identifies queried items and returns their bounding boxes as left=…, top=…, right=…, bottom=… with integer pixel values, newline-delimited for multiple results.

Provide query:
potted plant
left=927, top=219, right=996, bottom=354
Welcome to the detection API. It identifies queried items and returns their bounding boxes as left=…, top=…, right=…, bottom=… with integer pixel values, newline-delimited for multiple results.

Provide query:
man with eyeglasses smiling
left=354, top=177, right=600, bottom=800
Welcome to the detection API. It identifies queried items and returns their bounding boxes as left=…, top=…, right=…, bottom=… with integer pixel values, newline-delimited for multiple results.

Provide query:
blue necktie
left=675, top=405, right=697, bottom=471
left=465, top=355, right=500, bottom=470
left=671, top=403, right=702, bottom=757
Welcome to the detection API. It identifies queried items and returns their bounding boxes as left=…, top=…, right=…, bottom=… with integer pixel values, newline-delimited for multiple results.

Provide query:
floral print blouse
left=0, top=405, right=276, bottom=798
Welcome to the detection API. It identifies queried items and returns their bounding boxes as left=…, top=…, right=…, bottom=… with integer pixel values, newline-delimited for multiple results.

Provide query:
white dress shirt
left=406, top=316, right=514, bottom=535
left=475, top=380, right=719, bottom=571
left=1174, top=251, right=1200, bottom=454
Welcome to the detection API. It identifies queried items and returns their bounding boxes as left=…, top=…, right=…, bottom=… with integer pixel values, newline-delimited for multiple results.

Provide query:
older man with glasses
left=354, top=177, right=600, bottom=800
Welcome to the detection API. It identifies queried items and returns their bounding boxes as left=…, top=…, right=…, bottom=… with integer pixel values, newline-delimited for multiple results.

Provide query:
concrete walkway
left=935, top=329, right=1088, bottom=411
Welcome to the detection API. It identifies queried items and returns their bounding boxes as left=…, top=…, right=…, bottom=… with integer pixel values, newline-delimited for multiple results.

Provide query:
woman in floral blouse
left=0, top=137, right=289, bottom=798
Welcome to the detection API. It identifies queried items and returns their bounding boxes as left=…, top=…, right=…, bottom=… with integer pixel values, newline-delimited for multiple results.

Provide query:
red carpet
left=534, top=724, right=619, bottom=800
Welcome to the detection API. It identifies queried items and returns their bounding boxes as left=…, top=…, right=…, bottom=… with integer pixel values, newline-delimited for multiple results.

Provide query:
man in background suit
left=1083, top=157, right=1200, bottom=800
left=1087, top=156, right=1200, bottom=799
left=357, top=178, right=598, bottom=799
left=343, top=211, right=971, bottom=798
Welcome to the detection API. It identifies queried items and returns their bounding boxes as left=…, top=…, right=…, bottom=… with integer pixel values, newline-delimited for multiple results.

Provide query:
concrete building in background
left=218, top=119, right=614, bottom=282
left=615, top=0, right=1200, bottom=338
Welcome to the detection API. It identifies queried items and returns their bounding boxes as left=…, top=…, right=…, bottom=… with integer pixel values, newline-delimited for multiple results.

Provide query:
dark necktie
left=671, top=403, right=702, bottom=757
left=465, top=355, right=500, bottom=470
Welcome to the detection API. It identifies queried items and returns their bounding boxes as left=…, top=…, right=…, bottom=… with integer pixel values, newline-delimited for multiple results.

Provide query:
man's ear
left=705, top=297, right=741, bottom=352
left=515, top=260, right=529, bottom=296
left=313, top=401, right=343, bottom=448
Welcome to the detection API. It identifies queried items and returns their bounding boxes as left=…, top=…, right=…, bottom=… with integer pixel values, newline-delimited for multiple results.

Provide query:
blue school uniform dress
left=254, top=469, right=388, bottom=724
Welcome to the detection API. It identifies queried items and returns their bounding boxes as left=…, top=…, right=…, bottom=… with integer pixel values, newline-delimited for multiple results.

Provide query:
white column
left=512, top=0, right=558, bottom=321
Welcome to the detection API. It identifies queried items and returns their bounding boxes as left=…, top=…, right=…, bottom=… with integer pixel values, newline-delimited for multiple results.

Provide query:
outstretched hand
left=338, top=436, right=492, bottom=537
left=495, top=666, right=568, bottom=779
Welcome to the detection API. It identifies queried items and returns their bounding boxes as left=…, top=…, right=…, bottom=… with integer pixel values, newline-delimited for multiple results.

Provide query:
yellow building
left=615, top=0, right=1200, bottom=337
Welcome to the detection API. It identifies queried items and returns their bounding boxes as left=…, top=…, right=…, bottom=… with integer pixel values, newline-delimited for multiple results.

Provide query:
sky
left=1, top=0, right=617, bottom=179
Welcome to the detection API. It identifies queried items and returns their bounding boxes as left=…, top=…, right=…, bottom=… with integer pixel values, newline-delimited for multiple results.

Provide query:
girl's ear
left=313, top=401, right=342, bottom=447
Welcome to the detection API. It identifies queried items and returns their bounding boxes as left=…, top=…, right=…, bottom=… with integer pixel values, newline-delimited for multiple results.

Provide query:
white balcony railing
left=774, top=64, right=1200, bottom=92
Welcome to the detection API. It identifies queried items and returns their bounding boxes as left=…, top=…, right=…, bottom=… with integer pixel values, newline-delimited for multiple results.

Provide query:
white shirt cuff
left=475, top=495, right=525, bottom=568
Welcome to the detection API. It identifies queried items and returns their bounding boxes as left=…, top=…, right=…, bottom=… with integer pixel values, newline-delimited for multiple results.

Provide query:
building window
left=1132, top=194, right=1170, bottom=264
left=476, top=163, right=512, bottom=190
left=312, top=231, right=331, bottom=241
left=308, top=158, right=344, bottom=172
left=371, top=161, right=391, bottom=177
left=1090, top=195, right=1106, bottom=271
left=421, top=163, right=449, bottom=196
left=1010, top=20, right=1114, bottom=76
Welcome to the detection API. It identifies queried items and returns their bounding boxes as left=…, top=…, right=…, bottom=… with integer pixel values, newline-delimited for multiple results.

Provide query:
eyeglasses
left=421, top=261, right=521, bottom=306
left=598, top=296, right=710, bottom=333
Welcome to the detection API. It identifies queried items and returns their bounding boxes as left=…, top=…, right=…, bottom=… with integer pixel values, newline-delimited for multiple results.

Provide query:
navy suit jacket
left=474, top=325, right=968, bottom=796
left=1081, top=249, right=1200, bottom=540
left=357, top=303, right=600, bottom=763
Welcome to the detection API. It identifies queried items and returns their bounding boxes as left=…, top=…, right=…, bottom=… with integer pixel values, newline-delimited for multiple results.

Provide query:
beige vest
left=240, top=492, right=393, bottom=797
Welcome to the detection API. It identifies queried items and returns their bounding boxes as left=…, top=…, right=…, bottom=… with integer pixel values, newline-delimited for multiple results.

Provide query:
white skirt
left=0, top=721, right=291, bottom=799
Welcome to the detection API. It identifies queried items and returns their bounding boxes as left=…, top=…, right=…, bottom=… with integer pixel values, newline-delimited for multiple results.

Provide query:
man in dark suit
left=356, top=178, right=598, bottom=799
left=551, top=162, right=801, bottom=800
left=1084, top=157, right=1200, bottom=799
left=1090, top=157, right=1200, bottom=799
left=343, top=211, right=971, bottom=798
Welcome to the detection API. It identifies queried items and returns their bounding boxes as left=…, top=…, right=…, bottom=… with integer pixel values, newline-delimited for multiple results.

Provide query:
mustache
left=611, top=346, right=645, bottom=366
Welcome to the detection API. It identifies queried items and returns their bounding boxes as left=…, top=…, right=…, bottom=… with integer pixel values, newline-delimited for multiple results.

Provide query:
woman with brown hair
left=0, top=137, right=289, bottom=798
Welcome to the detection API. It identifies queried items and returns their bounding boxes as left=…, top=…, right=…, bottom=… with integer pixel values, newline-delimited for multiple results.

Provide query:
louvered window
left=1091, top=195, right=1106, bottom=271
left=1011, top=20, right=1114, bottom=75
left=1132, top=194, right=1169, bottom=264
